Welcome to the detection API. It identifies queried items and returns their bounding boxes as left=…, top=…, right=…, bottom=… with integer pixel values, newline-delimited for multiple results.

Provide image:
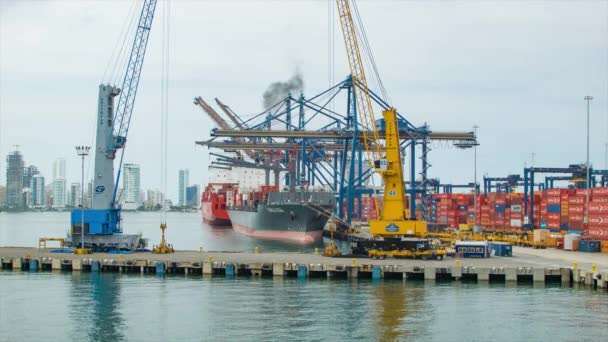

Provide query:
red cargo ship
left=201, top=183, right=238, bottom=226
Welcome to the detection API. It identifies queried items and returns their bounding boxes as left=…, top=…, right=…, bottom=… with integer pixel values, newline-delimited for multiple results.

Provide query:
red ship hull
left=201, top=201, right=231, bottom=226
left=201, top=183, right=238, bottom=227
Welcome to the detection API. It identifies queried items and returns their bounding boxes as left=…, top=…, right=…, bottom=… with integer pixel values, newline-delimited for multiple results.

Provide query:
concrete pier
left=0, top=246, right=606, bottom=289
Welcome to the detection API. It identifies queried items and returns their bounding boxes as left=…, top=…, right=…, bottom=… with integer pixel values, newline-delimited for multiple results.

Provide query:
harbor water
left=0, top=211, right=335, bottom=252
left=1, top=212, right=607, bottom=341
left=1, top=272, right=607, bottom=341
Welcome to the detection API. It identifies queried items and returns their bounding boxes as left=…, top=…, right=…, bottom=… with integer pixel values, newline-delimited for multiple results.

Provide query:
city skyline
left=1, top=148, right=196, bottom=209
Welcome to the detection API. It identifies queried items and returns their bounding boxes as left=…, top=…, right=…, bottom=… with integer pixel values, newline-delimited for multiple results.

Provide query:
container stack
left=587, top=187, right=608, bottom=241
left=568, top=192, right=585, bottom=232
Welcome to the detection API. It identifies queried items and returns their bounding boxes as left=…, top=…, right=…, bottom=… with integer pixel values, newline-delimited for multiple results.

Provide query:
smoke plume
left=262, top=73, right=304, bottom=109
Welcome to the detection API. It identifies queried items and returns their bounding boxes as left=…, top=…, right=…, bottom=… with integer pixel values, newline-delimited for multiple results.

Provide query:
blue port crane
left=70, top=0, right=157, bottom=250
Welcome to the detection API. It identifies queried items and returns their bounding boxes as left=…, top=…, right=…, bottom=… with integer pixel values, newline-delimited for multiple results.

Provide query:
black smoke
left=262, top=73, right=304, bottom=109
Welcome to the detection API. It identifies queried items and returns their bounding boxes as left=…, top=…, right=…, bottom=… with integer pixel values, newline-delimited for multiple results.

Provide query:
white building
left=122, top=163, right=141, bottom=211
left=30, top=175, right=45, bottom=208
left=52, top=178, right=67, bottom=209
left=52, top=158, right=66, bottom=180
left=178, top=169, right=190, bottom=206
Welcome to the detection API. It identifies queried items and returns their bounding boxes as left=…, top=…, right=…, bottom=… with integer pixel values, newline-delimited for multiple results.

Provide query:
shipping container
left=454, top=241, right=490, bottom=258
left=578, top=240, right=601, bottom=253
left=489, top=242, right=512, bottom=257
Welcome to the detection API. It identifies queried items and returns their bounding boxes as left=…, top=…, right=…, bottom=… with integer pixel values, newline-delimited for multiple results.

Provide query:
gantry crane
left=335, top=0, right=443, bottom=258
left=69, top=0, right=157, bottom=251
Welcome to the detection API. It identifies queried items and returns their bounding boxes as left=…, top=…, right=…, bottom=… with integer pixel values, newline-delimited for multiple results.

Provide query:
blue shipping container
left=578, top=240, right=601, bottom=253
left=489, top=242, right=512, bottom=257
left=547, top=205, right=561, bottom=213
left=454, top=241, right=490, bottom=258
left=540, top=222, right=547, bottom=229
left=495, top=205, right=505, bottom=213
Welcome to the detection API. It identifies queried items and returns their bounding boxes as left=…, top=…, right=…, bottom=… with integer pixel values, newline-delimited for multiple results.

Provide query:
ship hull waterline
left=227, top=204, right=329, bottom=245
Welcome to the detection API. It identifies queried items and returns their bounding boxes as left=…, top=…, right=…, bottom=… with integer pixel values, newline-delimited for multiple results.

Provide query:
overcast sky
left=0, top=0, right=607, bottom=201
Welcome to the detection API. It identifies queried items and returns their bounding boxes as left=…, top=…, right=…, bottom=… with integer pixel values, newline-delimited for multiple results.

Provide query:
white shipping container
left=510, top=219, right=522, bottom=227
left=511, top=205, right=522, bottom=213
left=564, top=234, right=580, bottom=251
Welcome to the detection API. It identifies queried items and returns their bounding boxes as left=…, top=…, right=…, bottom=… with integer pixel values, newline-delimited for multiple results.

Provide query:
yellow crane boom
left=335, top=0, right=427, bottom=236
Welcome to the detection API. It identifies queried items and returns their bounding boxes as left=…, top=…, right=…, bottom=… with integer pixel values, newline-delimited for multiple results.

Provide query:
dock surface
left=1, top=246, right=607, bottom=288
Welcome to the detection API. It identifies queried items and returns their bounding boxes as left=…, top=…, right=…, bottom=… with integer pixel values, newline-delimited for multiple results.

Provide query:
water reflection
left=371, top=280, right=428, bottom=341
left=69, top=273, right=124, bottom=341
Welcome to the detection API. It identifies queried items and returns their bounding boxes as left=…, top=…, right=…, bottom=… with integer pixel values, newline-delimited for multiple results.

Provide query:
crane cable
left=101, top=0, right=140, bottom=84
left=351, top=1, right=390, bottom=105
left=160, top=0, right=170, bottom=224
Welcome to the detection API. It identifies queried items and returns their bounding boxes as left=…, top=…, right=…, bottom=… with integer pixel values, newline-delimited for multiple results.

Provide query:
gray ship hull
left=228, top=203, right=330, bottom=245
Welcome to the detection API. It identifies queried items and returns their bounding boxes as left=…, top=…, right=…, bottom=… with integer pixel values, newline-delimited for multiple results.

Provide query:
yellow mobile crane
left=335, top=0, right=445, bottom=259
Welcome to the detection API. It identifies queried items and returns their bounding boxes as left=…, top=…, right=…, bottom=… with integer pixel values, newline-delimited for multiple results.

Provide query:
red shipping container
left=569, top=205, right=584, bottom=214
left=546, top=196, right=561, bottom=205
left=547, top=213, right=560, bottom=221
left=587, top=226, right=608, bottom=240
left=546, top=189, right=565, bottom=196
left=576, top=189, right=591, bottom=196
left=569, top=213, right=584, bottom=222
left=589, top=202, right=608, bottom=214
left=560, top=193, right=569, bottom=201
left=569, top=221, right=584, bottom=230
left=591, top=197, right=608, bottom=203
left=547, top=220, right=560, bottom=229
left=591, top=187, right=608, bottom=197
left=568, top=196, right=585, bottom=205
left=588, top=215, right=608, bottom=227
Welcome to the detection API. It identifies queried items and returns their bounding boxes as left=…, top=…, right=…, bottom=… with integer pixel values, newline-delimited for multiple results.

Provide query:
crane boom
left=335, top=0, right=381, bottom=164
left=112, top=0, right=157, bottom=152
left=335, top=0, right=427, bottom=237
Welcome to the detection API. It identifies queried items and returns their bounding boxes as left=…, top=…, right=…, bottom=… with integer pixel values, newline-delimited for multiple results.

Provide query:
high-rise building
left=6, top=150, right=25, bottom=209
left=0, top=185, right=6, bottom=207
left=186, top=184, right=200, bottom=208
left=52, top=178, right=67, bottom=209
left=122, top=163, right=141, bottom=210
left=69, top=182, right=81, bottom=207
left=45, top=187, right=54, bottom=209
left=178, top=169, right=190, bottom=206
left=30, top=175, right=45, bottom=208
left=84, top=181, right=93, bottom=208
left=53, top=158, right=66, bottom=180
left=23, top=165, right=40, bottom=190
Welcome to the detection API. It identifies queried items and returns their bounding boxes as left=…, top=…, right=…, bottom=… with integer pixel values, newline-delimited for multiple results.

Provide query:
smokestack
left=262, top=73, right=304, bottom=109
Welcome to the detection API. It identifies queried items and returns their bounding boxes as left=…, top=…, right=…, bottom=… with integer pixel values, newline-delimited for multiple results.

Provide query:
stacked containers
left=510, top=194, right=523, bottom=230
left=560, top=190, right=570, bottom=231
left=544, top=189, right=563, bottom=232
left=587, top=187, right=608, bottom=240
left=568, top=193, right=585, bottom=232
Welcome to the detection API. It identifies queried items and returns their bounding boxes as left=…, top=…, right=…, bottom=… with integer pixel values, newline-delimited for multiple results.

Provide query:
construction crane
left=69, top=0, right=157, bottom=251
left=335, top=0, right=444, bottom=258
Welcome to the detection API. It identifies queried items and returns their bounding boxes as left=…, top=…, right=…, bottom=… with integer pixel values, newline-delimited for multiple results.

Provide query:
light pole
left=454, top=125, right=480, bottom=228
left=584, top=96, right=593, bottom=224
left=473, top=125, right=479, bottom=229
left=76, top=146, right=90, bottom=250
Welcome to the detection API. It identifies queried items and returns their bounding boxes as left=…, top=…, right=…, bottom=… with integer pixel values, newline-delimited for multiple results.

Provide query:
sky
left=0, top=0, right=607, bottom=201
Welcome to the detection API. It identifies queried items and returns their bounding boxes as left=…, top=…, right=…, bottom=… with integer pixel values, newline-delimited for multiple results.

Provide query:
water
left=1, top=212, right=607, bottom=341
left=0, top=211, right=346, bottom=252
left=0, top=272, right=606, bottom=342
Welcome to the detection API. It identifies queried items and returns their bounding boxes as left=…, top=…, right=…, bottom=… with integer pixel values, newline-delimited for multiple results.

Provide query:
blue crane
left=69, top=0, right=157, bottom=251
